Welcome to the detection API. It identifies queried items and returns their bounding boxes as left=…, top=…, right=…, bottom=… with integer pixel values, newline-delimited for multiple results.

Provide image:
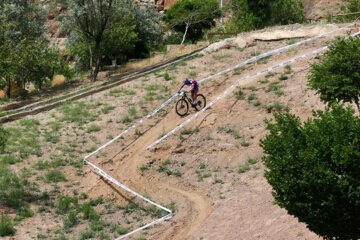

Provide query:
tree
left=101, top=15, right=137, bottom=65
left=64, top=0, right=119, bottom=81
left=0, top=0, right=46, bottom=97
left=127, top=5, right=163, bottom=58
left=227, top=0, right=305, bottom=32
left=343, top=0, right=360, bottom=21
left=163, top=0, right=221, bottom=44
left=0, top=0, right=69, bottom=97
left=0, top=0, right=46, bottom=44
left=260, top=105, right=360, bottom=239
left=308, top=37, right=360, bottom=111
left=65, top=1, right=163, bottom=74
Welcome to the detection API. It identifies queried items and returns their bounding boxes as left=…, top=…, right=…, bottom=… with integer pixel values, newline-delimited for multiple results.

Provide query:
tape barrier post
left=146, top=30, right=360, bottom=150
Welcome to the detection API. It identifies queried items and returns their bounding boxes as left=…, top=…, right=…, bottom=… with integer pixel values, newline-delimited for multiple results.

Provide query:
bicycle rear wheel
left=194, top=94, right=206, bottom=111
left=175, top=99, right=189, bottom=116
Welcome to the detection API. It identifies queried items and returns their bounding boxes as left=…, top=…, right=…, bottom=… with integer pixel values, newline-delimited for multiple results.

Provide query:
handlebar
left=179, top=90, right=190, bottom=94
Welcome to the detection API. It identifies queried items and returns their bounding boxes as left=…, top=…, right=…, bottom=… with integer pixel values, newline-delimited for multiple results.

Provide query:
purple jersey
left=188, top=79, right=199, bottom=92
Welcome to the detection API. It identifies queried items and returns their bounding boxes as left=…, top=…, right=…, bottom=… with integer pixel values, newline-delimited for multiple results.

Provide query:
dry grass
left=51, top=75, right=66, bottom=87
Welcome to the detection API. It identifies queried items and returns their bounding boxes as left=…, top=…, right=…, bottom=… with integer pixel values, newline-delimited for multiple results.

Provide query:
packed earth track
left=4, top=23, right=360, bottom=240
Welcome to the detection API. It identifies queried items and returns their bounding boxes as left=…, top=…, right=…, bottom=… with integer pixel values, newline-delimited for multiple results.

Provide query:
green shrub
left=116, top=226, right=130, bottom=235
left=43, top=131, right=60, bottom=144
left=234, top=88, right=244, bottom=100
left=101, top=105, right=116, bottom=114
left=180, top=128, right=192, bottom=135
left=80, top=230, right=94, bottom=240
left=278, top=74, right=288, bottom=81
left=121, top=115, right=132, bottom=123
left=45, top=170, right=66, bottom=183
left=275, top=90, right=285, bottom=96
left=163, top=72, right=171, bottom=81
left=0, top=216, right=15, bottom=236
left=238, top=165, right=251, bottom=173
left=247, top=93, right=256, bottom=101
left=308, top=37, right=360, bottom=111
left=260, top=105, right=360, bottom=239
left=63, top=210, right=78, bottom=229
left=128, top=107, right=137, bottom=116
left=87, top=124, right=101, bottom=133
left=58, top=102, right=98, bottom=125
left=56, top=196, right=72, bottom=214
left=0, top=155, right=18, bottom=165
left=264, top=102, right=284, bottom=113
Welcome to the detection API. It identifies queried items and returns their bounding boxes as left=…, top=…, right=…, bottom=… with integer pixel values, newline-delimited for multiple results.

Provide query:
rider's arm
left=179, top=83, right=185, bottom=92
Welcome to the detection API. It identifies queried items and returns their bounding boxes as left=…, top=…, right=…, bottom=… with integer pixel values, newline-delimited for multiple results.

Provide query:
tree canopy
left=308, top=36, right=360, bottom=111
left=260, top=105, right=360, bottom=239
left=227, top=0, right=305, bottom=32
left=64, top=0, right=163, bottom=77
left=0, top=0, right=69, bottom=97
left=163, top=0, right=221, bottom=44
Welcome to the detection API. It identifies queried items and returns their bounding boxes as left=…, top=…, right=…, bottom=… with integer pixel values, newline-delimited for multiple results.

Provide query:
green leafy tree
left=343, top=0, right=360, bottom=21
left=127, top=5, right=163, bottom=58
left=65, top=1, right=163, bottom=74
left=227, top=0, right=305, bottom=32
left=308, top=37, right=360, bottom=111
left=0, top=0, right=46, bottom=43
left=0, top=0, right=69, bottom=97
left=101, top=15, right=137, bottom=65
left=163, top=0, right=221, bottom=44
left=64, top=0, right=119, bottom=81
left=260, top=105, right=360, bottom=239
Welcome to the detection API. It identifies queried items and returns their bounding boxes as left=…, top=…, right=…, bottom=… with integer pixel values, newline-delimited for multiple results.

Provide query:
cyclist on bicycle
left=178, top=78, right=199, bottom=105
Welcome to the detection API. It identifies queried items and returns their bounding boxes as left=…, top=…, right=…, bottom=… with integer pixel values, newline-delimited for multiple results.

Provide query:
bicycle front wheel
left=175, top=99, right=189, bottom=116
left=194, top=94, right=206, bottom=111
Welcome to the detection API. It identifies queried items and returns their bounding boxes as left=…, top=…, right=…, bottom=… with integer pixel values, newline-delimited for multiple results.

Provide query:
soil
left=4, top=23, right=359, bottom=240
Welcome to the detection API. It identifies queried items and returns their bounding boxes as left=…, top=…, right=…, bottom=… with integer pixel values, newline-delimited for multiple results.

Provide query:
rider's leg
left=194, top=91, right=198, bottom=104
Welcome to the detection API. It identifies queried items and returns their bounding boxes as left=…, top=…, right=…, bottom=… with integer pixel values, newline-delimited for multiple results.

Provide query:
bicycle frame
left=179, top=90, right=194, bottom=105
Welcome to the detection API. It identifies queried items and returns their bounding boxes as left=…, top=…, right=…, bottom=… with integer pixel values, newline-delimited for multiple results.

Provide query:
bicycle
left=175, top=90, right=206, bottom=117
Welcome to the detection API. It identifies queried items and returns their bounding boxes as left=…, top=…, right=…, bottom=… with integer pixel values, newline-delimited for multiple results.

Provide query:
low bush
left=0, top=216, right=15, bottom=236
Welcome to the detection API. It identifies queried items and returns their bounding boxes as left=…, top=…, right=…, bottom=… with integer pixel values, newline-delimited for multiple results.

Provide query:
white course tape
left=84, top=159, right=172, bottom=213
left=84, top=159, right=173, bottom=237
left=82, top=23, right=359, bottom=240
left=85, top=22, right=356, bottom=160
left=115, top=213, right=172, bottom=240
left=146, top=30, right=360, bottom=150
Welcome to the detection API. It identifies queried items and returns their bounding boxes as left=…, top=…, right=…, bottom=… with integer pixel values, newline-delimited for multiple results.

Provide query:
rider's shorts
left=191, top=84, right=199, bottom=93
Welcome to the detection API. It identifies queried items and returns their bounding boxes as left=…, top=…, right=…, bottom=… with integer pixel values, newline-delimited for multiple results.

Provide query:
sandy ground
left=4, top=23, right=360, bottom=240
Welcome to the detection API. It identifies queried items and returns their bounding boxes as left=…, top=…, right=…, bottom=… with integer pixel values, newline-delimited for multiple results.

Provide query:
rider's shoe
left=193, top=100, right=197, bottom=105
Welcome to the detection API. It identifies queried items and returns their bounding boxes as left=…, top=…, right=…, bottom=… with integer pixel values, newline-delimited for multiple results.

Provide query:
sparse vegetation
left=264, top=101, right=284, bottom=113
left=234, top=87, right=245, bottom=100
left=0, top=216, right=16, bottom=236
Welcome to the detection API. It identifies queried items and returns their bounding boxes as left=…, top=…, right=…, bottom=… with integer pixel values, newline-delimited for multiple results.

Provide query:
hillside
left=1, top=1, right=359, bottom=240
left=2, top=21, right=359, bottom=240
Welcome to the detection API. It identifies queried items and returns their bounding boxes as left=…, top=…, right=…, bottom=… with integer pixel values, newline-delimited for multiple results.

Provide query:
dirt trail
left=85, top=43, right=331, bottom=239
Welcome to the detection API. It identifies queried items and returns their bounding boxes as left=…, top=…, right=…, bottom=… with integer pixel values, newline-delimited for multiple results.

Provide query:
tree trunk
left=6, top=77, right=10, bottom=98
left=355, top=99, right=360, bottom=113
left=89, top=40, right=93, bottom=71
left=92, top=41, right=102, bottom=82
left=181, top=20, right=191, bottom=45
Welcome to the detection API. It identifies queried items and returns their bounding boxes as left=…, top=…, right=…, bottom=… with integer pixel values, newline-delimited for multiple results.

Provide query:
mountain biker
left=178, top=78, right=199, bottom=105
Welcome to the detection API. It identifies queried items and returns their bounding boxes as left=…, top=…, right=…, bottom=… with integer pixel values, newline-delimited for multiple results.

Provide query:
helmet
left=183, top=78, right=190, bottom=84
